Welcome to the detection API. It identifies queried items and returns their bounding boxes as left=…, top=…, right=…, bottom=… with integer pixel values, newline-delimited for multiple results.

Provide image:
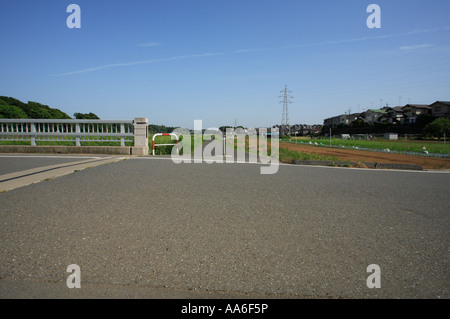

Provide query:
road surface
left=0, top=155, right=448, bottom=298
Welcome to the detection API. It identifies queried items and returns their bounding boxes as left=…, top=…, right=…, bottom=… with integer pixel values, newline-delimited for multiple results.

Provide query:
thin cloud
left=399, top=44, right=433, bottom=50
left=50, top=26, right=449, bottom=76
left=233, top=27, right=449, bottom=54
left=50, top=52, right=226, bottom=76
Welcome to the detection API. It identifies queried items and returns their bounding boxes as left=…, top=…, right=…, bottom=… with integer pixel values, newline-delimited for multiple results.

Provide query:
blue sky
left=1, top=0, right=449, bottom=129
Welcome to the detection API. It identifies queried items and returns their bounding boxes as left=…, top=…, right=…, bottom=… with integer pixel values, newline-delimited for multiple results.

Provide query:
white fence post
left=120, top=123, right=125, bottom=147
left=31, top=122, right=36, bottom=146
left=75, top=123, right=81, bottom=146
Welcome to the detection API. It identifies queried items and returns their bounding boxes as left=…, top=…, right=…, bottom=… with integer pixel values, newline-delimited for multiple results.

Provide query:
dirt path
left=280, top=142, right=450, bottom=170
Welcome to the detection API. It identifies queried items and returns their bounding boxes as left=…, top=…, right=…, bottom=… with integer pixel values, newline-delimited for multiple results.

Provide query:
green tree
left=148, top=124, right=176, bottom=133
left=74, top=112, right=100, bottom=120
left=415, top=114, right=435, bottom=129
left=0, top=96, right=71, bottom=119
left=351, top=119, right=368, bottom=127
left=219, top=126, right=233, bottom=133
left=27, top=102, right=53, bottom=119
left=423, top=118, right=450, bottom=139
left=0, top=100, right=29, bottom=118
left=0, top=96, right=30, bottom=115
left=49, top=108, right=72, bottom=119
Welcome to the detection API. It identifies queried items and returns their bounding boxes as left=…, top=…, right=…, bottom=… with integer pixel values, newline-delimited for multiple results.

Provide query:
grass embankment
left=278, top=147, right=339, bottom=163
left=153, top=134, right=335, bottom=163
left=284, top=137, right=449, bottom=155
left=232, top=136, right=338, bottom=163
left=150, top=134, right=192, bottom=155
left=0, top=134, right=346, bottom=162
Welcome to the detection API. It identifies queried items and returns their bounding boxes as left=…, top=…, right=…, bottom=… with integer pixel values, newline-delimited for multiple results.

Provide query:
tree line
left=0, top=96, right=100, bottom=120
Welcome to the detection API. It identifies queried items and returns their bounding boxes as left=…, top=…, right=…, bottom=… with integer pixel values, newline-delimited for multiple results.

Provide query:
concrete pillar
left=120, top=123, right=125, bottom=147
left=30, top=122, right=36, bottom=146
left=132, top=117, right=149, bottom=155
left=75, top=123, right=81, bottom=147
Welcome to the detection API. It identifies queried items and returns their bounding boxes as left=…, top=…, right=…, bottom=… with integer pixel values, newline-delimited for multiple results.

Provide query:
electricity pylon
left=279, top=85, right=293, bottom=137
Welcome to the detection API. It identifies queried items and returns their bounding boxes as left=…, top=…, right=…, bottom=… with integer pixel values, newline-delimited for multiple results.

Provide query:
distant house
left=402, top=104, right=432, bottom=124
left=360, top=109, right=387, bottom=124
left=322, top=101, right=450, bottom=131
left=430, top=101, right=450, bottom=118
left=323, top=115, right=341, bottom=128
left=344, top=113, right=361, bottom=126
left=323, top=113, right=360, bottom=128
left=380, top=106, right=405, bottom=125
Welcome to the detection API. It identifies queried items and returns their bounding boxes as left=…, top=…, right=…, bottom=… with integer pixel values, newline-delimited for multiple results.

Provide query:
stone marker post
left=132, top=117, right=149, bottom=155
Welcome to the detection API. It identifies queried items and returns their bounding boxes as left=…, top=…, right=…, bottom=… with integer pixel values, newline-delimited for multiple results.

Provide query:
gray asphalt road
left=0, top=157, right=448, bottom=298
left=0, top=155, right=106, bottom=176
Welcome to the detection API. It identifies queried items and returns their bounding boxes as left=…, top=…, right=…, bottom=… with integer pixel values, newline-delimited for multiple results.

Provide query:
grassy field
left=151, top=134, right=198, bottom=155
left=8, top=134, right=444, bottom=163
left=285, top=137, right=449, bottom=155
left=0, top=135, right=351, bottom=162
left=279, top=147, right=339, bottom=163
left=234, top=136, right=338, bottom=162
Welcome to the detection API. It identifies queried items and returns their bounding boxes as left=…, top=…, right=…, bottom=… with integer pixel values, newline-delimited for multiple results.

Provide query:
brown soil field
left=280, top=142, right=450, bottom=170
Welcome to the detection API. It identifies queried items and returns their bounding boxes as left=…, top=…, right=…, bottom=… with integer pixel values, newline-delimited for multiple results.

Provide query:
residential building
left=402, top=104, right=431, bottom=124
left=323, top=116, right=341, bottom=128
left=430, top=101, right=450, bottom=118
left=322, top=100, right=450, bottom=130
left=323, top=113, right=360, bottom=128
left=379, top=106, right=405, bottom=124
left=360, top=109, right=387, bottom=124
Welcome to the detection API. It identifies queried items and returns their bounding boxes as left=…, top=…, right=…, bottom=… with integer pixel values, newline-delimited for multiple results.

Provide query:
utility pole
left=279, top=85, right=293, bottom=137
left=330, top=127, right=332, bottom=147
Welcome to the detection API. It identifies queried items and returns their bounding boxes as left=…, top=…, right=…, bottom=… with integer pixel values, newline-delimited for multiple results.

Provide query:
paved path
left=0, top=154, right=129, bottom=192
left=0, top=156, right=448, bottom=298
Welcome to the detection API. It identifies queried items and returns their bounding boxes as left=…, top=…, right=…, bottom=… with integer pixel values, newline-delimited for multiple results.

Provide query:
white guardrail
left=0, top=119, right=134, bottom=146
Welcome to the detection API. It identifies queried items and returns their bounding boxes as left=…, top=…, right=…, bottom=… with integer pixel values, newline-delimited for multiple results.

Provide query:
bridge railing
left=0, top=119, right=134, bottom=146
